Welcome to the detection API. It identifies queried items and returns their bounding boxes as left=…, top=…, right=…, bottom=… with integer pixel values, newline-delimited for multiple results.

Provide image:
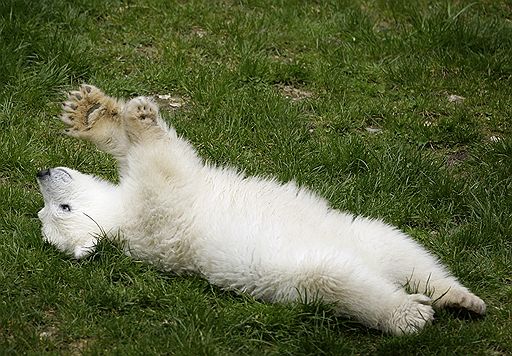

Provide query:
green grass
left=1, top=0, right=511, bottom=354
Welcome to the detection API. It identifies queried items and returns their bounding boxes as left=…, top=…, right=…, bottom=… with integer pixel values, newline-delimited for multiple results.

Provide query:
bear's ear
left=72, top=238, right=97, bottom=259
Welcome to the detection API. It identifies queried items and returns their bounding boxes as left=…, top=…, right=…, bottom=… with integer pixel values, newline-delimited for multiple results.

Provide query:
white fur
left=37, top=85, right=486, bottom=335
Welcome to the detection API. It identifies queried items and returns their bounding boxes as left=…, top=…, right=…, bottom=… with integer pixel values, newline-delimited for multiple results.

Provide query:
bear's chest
left=120, top=192, right=199, bottom=273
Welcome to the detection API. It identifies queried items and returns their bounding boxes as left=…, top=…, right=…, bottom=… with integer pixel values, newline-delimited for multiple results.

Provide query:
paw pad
left=123, top=97, right=159, bottom=125
left=59, top=84, right=113, bottom=137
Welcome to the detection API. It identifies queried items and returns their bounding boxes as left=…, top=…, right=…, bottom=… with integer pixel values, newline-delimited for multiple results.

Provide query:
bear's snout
left=37, top=168, right=72, bottom=182
left=37, top=169, right=51, bottom=179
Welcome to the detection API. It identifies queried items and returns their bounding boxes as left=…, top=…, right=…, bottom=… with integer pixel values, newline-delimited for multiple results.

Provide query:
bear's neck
left=90, top=186, right=126, bottom=239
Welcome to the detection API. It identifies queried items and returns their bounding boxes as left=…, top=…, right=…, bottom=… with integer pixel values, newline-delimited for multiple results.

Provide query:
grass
left=1, top=0, right=511, bottom=354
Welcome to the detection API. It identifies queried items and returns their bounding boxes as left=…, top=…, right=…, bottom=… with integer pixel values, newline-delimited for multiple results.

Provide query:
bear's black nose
left=37, top=169, right=51, bottom=178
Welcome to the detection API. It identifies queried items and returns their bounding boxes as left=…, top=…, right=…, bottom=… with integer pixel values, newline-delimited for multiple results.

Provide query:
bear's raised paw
left=60, top=84, right=121, bottom=138
left=122, top=97, right=160, bottom=126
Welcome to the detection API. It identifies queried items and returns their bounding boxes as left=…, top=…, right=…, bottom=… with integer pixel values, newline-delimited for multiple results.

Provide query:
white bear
left=36, top=85, right=485, bottom=335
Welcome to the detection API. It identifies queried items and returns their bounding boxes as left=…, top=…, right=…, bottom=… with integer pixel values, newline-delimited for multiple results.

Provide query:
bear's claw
left=60, top=84, right=120, bottom=138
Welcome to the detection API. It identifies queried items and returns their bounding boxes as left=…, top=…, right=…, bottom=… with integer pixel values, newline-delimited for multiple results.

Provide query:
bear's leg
left=398, top=258, right=486, bottom=316
left=346, top=220, right=487, bottom=317
left=317, top=266, right=435, bottom=335
left=60, top=84, right=130, bottom=164
left=117, top=96, right=202, bottom=180
left=263, top=256, right=435, bottom=335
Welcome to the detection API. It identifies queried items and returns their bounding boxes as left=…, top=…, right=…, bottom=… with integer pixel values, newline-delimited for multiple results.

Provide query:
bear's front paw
left=382, top=294, right=435, bottom=335
left=121, top=97, right=165, bottom=142
left=122, top=97, right=159, bottom=126
left=60, top=84, right=121, bottom=139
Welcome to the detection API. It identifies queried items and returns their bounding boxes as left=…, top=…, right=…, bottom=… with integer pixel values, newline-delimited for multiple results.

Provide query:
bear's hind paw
left=382, top=294, right=435, bottom=336
left=436, top=288, right=486, bottom=316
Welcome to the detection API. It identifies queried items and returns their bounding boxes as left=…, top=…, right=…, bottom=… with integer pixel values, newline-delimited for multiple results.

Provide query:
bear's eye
left=59, top=204, right=71, bottom=212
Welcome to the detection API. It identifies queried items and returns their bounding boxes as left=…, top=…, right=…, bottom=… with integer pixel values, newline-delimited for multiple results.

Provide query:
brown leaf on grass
left=153, top=94, right=186, bottom=110
left=447, top=94, right=465, bottom=103
left=365, top=127, right=382, bottom=133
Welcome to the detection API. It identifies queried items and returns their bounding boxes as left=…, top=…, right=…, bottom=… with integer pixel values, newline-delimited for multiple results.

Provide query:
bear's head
left=36, top=167, right=118, bottom=259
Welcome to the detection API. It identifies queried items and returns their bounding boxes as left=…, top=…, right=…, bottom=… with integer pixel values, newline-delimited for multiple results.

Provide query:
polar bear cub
left=36, top=85, right=485, bottom=335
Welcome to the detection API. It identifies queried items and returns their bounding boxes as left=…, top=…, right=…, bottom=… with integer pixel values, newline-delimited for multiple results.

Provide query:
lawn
left=0, top=0, right=511, bottom=354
